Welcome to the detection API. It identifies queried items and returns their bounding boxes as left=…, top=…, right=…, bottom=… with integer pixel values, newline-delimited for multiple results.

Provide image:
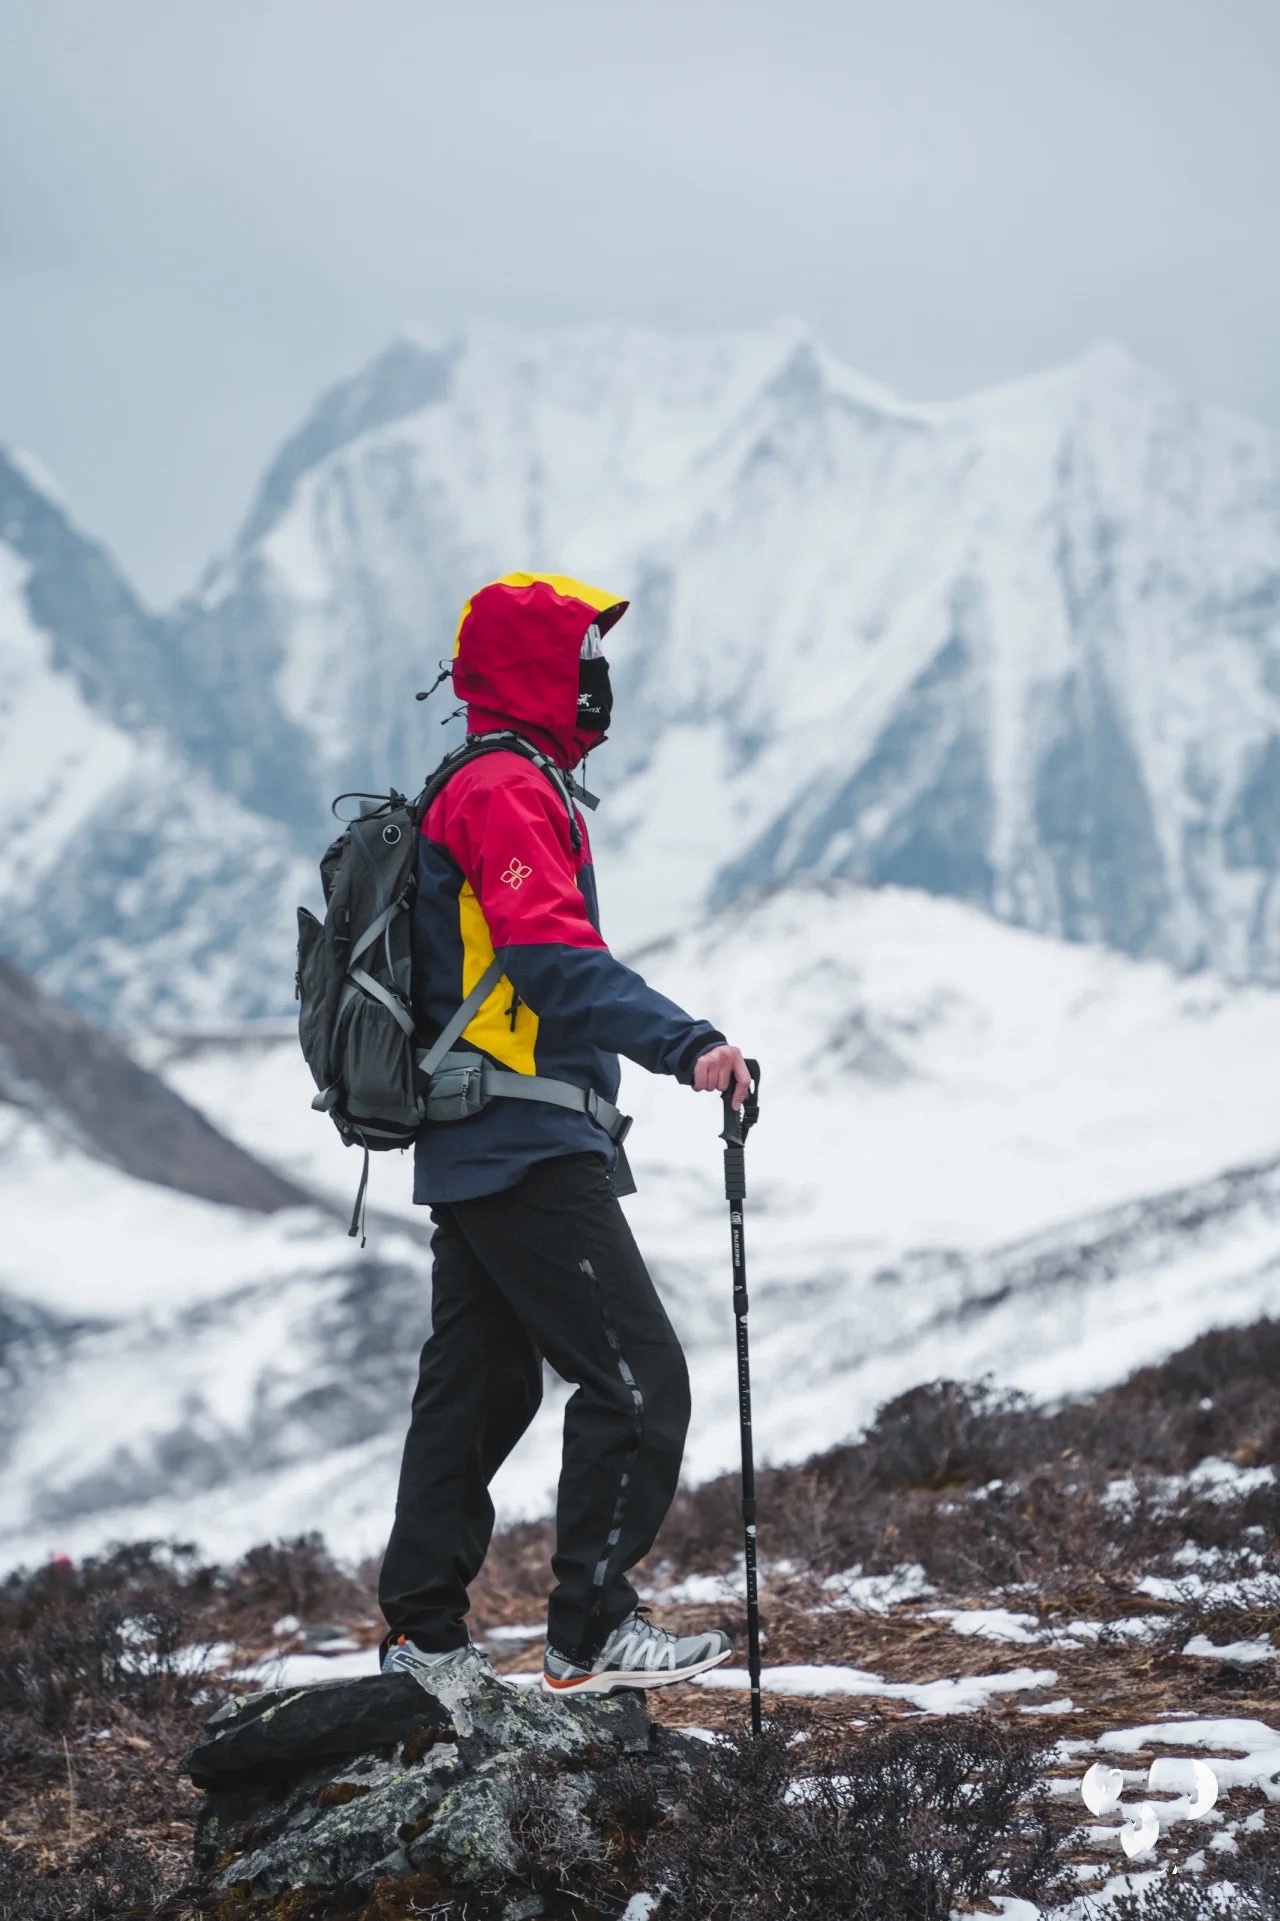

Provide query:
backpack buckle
left=586, top=1088, right=632, bottom=1145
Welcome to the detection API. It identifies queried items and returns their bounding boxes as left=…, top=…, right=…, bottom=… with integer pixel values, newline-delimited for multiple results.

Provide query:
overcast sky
left=2, top=0, right=1277, bottom=603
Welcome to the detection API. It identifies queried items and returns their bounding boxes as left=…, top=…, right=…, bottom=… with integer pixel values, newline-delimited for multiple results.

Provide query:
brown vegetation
left=1, top=1318, right=1278, bottom=1916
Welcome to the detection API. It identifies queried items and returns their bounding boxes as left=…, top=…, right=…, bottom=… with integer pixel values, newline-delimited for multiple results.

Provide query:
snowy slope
left=172, top=325, right=1280, bottom=984
left=3, top=335, right=1280, bottom=1570
left=4, top=884, right=1265, bottom=1571
left=147, top=883, right=1280, bottom=1253
left=0, top=447, right=309, bottom=1023
left=0, top=956, right=429, bottom=1569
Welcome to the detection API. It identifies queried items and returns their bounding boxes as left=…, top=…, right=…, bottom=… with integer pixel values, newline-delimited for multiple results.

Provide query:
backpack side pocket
left=296, top=906, right=331, bottom=1095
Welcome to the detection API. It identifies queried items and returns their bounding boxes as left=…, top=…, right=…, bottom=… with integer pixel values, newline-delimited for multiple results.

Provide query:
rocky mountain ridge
left=0, top=445, right=307, bottom=1025
left=5, top=324, right=1280, bottom=1026
left=0, top=953, right=307, bottom=1212
left=176, top=326, right=1280, bottom=974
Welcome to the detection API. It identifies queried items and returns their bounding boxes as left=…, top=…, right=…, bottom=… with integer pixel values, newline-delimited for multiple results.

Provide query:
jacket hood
left=452, top=572, right=629, bottom=769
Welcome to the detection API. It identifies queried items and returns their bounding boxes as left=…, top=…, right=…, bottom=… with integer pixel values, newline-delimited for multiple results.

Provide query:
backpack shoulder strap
left=411, top=733, right=584, bottom=1083
left=418, top=731, right=583, bottom=853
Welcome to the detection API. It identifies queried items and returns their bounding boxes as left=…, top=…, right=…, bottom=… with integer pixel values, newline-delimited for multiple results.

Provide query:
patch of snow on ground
left=644, top=1569, right=747, bottom=1607
left=927, top=1607, right=1044, bottom=1644
left=1185, top=1459, right=1277, bottom=1500
left=928, top=1609, right=1162, bottom=1649
left=1110, top=1459, right=1278, bottom=1516
left=1138, top=1573, right=1280, bottom=1606
left=821, top=1564, right=935, bottom=1612
left=1060, top=1618, right=1162, bottom=1645
left=1183, top=1635, right=1276, bottom=1665
left=126, top=1639, right=235, bottom=1677
left=644, top=1554, right=807, bottom=1608
left=1098, top=1719, right=1280, bottom=1800
left=233, top=1648, right=381, bottom=1686
left=696, top=1663, right=1058, bottom=1713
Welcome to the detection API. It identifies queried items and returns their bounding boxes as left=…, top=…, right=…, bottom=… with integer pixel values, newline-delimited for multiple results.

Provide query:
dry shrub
left=212, top=1877, right=474, bottom=1920
left=0, top=1544, right=214, bottom=1761
left=1114, top=1319, right=1280, bottom=1472
left=0, top=1534, right=387, bottom=1921
left=643, top=1714, right=1066, bottom=1921
left=498, top=1712, right=1066, bottom=1921
left=503, top=1754, right=614, bottom=1899
left=1236, top=1853, right=1280, bottom=1918
left=221, top=1535, right=374, bottom=1639
left=1110, top=1881, right=1233, bottom=1919
left=848, top=1378, right=1036, bottom=1493
left=501, top=1748, right=664, bottom=1905
left=649, top=1316, right=1280, bottom=1598
left=1110, top=1845, right=1280, bottom=1920
left=0, top=1833, right=171, bottom=1920
left=0, top=1539, right=214, bottom=1636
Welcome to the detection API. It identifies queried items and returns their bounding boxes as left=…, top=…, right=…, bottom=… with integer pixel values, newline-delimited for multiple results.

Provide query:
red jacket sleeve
left=440, top=762, right=723, bottom=1080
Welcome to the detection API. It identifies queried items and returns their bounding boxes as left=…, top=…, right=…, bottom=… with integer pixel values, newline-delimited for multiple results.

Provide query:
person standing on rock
left=378, top=572, right=749, bottom=1695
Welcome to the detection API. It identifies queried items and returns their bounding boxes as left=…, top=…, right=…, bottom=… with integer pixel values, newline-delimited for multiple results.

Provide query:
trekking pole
left=721, top=1059, right=762, bottom=1735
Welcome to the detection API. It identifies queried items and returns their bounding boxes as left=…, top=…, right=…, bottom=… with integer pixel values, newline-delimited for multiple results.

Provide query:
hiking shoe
left=380, top=1634, right=495, bottom=1686
left=543, top=1607, right=731, bottom=1694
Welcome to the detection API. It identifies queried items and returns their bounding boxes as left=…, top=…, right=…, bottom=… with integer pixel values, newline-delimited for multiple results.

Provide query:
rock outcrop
left=183, top=1666, right=702, bottom=1912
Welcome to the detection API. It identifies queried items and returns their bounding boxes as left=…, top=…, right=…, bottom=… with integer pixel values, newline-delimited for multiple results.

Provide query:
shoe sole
left=542, top=1645, right=733, bottom=1695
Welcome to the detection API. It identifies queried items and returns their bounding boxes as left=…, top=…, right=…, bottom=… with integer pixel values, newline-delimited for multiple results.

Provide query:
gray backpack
left=296, top=733, right=631, bottom=1241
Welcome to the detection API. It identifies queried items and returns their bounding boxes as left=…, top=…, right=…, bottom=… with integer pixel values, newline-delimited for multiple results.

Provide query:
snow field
left=1, top=882, right=1262, bottom=1567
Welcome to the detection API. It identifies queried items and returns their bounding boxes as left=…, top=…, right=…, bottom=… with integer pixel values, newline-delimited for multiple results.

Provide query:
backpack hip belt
left=420, top=1046, right=631, bottom=1143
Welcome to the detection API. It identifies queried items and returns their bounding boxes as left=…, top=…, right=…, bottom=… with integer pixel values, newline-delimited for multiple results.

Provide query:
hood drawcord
left=570, top=753, right=600, bottom=812
left=415, top=660, right=454, bottom=702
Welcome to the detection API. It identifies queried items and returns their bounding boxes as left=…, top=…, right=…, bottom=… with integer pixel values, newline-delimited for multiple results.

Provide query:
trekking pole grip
left=719, top=1059, right=760, bottom=1202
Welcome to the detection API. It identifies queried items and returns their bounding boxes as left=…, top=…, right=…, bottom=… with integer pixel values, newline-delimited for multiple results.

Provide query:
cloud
left=2, top=0, right=1277, bottom=599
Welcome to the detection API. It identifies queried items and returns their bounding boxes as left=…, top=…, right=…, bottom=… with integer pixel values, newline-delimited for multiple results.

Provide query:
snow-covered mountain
left=0, top=446, right=308, bottom=1025
left=4, top=327, right=1280, bottom=1570
left=173, top=323, right=1280, bottom=979
left=7, top=325, right=1280, bottom=1020
left=6, top=884, right=1280, bottom=1572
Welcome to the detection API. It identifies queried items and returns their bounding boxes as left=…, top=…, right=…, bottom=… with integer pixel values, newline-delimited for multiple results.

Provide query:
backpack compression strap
left=417, top=957, right=507, bottom=1077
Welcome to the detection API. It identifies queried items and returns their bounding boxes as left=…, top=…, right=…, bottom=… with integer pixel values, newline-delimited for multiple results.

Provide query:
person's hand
left=692, top=1044, right=752, bottom=1111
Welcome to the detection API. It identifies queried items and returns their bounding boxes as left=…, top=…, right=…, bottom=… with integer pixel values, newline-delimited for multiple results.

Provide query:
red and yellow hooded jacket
left=412, top=572, right=724, bottom=1203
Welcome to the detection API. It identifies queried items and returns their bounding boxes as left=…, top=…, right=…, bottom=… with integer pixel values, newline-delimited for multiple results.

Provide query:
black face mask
left=577, top=656, right=613, bottom=734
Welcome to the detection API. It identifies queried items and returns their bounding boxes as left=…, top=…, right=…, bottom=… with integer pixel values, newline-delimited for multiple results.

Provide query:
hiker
left=377, top=572, right=750, bottom=1695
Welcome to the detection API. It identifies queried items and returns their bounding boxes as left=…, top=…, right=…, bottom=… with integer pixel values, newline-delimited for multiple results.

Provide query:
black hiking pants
left=378, top=1152, right=691, bottom=1662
